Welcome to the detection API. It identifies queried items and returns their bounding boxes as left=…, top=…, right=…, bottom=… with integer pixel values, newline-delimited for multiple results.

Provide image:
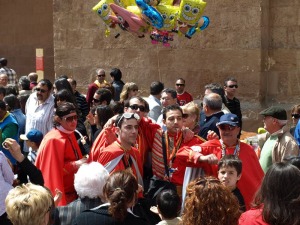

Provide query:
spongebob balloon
left=93, top=0, right=116, bottom=27
left=156, top=5, right=179, bottom=31
left=178, top=0, right=206, bottom=27
left=114, top=0, right=136, bottom=8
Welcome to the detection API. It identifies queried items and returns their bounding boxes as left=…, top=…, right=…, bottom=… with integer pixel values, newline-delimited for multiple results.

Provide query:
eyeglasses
left=116, top=113, right=140, bottom=127
left=292, top=114, right=300, bottom=119
left=182, top=113, right=189, bottom=119
left=218, top=124, right=237, bottom=131
left=35, top=88, right=47, bottom=93
left=62, top=114, right=78, bottom=123
left=227, top=85, right=238, bottom=88
left=176, top=83, right=185, bottom=87
left=97, top=74, right=105, bottom=77
left=93, top=98, right=100, bottom=103
left=129, top=104, right=146, bottom=112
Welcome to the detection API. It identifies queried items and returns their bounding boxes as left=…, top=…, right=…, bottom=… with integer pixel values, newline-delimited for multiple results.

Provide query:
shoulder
left=239, top=208, right=266, bottom=225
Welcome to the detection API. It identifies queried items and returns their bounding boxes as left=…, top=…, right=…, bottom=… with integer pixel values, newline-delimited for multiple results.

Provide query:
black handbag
left=144, top=132, right=176, bottom=206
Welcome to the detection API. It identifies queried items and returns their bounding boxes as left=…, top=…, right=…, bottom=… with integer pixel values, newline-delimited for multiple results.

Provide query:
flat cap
left=259, top=106, right=287, bottom=120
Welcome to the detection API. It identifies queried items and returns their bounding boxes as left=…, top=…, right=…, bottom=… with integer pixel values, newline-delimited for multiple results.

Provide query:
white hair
left=74, top=162, right=109, bottom=199
left=277, top=119, right=288, bottom=127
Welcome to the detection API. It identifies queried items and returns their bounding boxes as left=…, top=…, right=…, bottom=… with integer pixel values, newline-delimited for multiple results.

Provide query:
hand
left=207, top=130, right=219, bottom=140
left=150, top=206, right=159, bottom=215
left=104, top=115, right=118, bottom=128
left=74, top=157, right=88, bottom=168
left=54, top=189, right=63, bottom=206
left=86, top=112, right=96, bottom=125
left=198, top=154, right=218, bottom=164
left=2, top=138, right=25, bottom=163
left=80, top=136, right=88, bottom=145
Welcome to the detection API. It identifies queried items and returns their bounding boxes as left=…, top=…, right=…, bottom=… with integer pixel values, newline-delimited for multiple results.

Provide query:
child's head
left=20, top=129, right=43, bottom=149
left=218, top=155, right=242, bottom=190
left=156, top=189, right=180, bottom=220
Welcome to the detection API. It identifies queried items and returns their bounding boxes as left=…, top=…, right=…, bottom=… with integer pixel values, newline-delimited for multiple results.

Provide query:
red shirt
left=239, top=208, right=269, bottom=225
left=177, top=91, right=193, bottom=106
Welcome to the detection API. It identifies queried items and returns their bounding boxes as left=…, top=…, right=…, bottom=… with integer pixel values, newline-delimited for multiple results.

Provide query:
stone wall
left=0, top=0, right=54, bottom=79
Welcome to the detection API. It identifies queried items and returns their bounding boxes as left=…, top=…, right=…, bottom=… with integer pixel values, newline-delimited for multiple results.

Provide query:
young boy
left=218, top=155, right=246, bottom=212
left=150, top=189, right=182, bottom=225
left=20, top=129, right=43, bottom=164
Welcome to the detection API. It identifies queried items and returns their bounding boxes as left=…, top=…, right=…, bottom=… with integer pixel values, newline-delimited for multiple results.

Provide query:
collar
left=114, top=140, right=132, bottom=152
left=0, top=112, right=9, bottom=122
left=94, top=80, right=107, bottom=87
left=56, top=125, right=74, bottom=134
left=205, top=111, right=223, bottom=120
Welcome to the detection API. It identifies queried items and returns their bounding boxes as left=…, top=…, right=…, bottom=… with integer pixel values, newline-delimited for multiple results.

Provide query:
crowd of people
left=0, top=57, right=300, bottom=225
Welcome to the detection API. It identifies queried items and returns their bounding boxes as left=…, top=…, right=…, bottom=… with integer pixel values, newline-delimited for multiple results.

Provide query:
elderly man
left=86, top=68, right=107, bottom=108
left=0, top=58, right=17, bottom=85
left=198, top=113, right=264, bottom=210
left=0, top=74, right=8, bottom=86
left=259, top=106, right=299, bottom=173
left=199, top=93, right=224, bottom=140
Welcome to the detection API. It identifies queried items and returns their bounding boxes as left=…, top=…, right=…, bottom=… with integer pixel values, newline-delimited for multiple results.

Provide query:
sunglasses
left=182, top=113, right=189, bottom=119
left=218, top=124, right=237, bottom=131
left=116, top=113, right=140, bottom=127
left=62, top=114, right=78, bottom=123
left=292, top=114, right=300, bottom=119
left=227, top=85, right=238, bottom=88
left=176, top=83, right=185, bottom=87
left=129, top=104, right=146, bottom=112
left=97, top=74, right=105, bottom=77
left=35, top=88, right=47, bottom=93
left=93, top=98, right=100, bottom=103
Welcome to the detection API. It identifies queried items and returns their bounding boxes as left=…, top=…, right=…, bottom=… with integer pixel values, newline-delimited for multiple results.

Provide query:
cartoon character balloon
left=136, top=0, right=164, bottom=29
left=178, top=0, right=206, bottom=26
left=156, top=5, right=179, bottom=31
left=93, top=0, right=116, bottom=27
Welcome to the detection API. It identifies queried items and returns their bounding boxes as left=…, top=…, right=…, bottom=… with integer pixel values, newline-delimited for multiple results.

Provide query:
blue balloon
left=136, top=0, right=164, bottom=29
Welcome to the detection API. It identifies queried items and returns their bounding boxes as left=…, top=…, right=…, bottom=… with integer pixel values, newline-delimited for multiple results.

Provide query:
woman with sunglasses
left=290, top=104, right=300, bottom=136
left=35, top=102, right=87, bottom=206
left=181, top=101, right=201, bottom=135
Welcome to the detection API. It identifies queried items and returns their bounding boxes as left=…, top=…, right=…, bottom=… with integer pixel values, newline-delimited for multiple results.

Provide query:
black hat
left=259, top=106, right=287, bottom=120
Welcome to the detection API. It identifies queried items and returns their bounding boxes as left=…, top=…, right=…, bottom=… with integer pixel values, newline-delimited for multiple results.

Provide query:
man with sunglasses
left=259, top=106, right=298, bottom=173
left=175, top=78, right=193, bottom=106
left=92, top=88, right=112, bottom=107
left=197, top=113, right=264, bottom=210
left=224, top=77, right=242, bottom=129
left=86, top=68, right=108, bottom=108
left=25, top=79, right=55, bottom=137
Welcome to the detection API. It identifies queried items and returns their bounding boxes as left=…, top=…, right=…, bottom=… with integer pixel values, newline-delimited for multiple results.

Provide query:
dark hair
left=150, top=81, right=164, bottom=95
left=95, top=88, right=112, bottom=105
left=110, top=68, right=123, bottom=82
left=156, top=189, right=180, bottom=219
left=54, top=78, right=73, bottom=94
left=110, top=101, right=124, bottom=115
left=224, top=77, right=237, bottom=86
left=4, top=94, right=20, bottom=111
left=285, top=156, right=300, bottom=170
left=162, top=88, right=177, bottom=99
left=54, top=89, right=76, bottom=108
left=162, top=104, right=182, bottom=120
left=0, top=58, right=8, bottom=67
left=19, top=76, right=31, bottom=90
left=54, top=102, right=77, bottom=127
left=0, top=100, right=6, bottom=110
left=68, top=78, right=76, bottom=86
left=5, top=85, right=19, bottom=96
left=103, top=171, right=138, bottom=221
left=253, top=162, right=300, bottom=225
left=0, top=86, right=6, bottom=96
left=218, top=155, right=242, bottom=175
left=124, top=96, right=145, bottom=108
left=58, top=74, right=68, bottom=79
left=96, top=105, right=114, bottom=128
left=38, top=79, right=53, bottom=90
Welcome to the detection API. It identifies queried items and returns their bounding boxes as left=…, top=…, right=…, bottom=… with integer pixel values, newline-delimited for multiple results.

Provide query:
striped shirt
left=0, top=67, right=17, bottom=84
left=25, top=92, right=55, bottom=137
left=27, top=149, right=37, bottom=164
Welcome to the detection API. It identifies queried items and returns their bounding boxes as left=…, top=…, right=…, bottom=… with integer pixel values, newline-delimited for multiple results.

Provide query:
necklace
left=164, top=131, right=183, bottom=168
left=220, top=139, right=240, bottom=157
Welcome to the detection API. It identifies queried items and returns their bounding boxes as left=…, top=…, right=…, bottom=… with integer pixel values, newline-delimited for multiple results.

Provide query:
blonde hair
left=120, top=82, right=138, bottom=102
left=5, top=183, right=53, bottom=225
left=181, top=101, right=200, bottom=123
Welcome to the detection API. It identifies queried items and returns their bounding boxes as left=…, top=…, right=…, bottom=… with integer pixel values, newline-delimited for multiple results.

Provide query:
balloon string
left=156, top=45, right=161, bottom=81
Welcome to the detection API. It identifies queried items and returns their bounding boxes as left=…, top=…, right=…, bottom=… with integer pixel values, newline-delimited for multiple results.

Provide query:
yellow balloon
left=178, top=0, right=206, bottom=26
left=93, top=0, right=115, bottom=26
left=156, top=5, right=179, bottom=31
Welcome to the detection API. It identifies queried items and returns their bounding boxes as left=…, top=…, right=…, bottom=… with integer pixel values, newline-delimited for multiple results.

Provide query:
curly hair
left=103, top=171, right=138, bottom=221
left=182, top=177, right=240, bottom=225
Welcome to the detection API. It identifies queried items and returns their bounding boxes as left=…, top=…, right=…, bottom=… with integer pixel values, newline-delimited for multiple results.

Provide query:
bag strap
left=161, top=131, right=170, bottom=179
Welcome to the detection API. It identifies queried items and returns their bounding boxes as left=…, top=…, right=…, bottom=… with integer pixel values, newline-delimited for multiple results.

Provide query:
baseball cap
left=259, top=106, right=287, bottom=120
left=20, top=129, right=44, bottom=144
left=216, top=113, right=240, bottom=127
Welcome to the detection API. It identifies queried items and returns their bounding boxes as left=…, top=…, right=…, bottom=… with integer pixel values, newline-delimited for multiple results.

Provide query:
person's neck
left=221, top=139, right=238, bottom=147
left=225, top=93, right=235, bottom=100
left=177, top=90, right=184, bottom=94
left=117, top=139, right=132, bottom=152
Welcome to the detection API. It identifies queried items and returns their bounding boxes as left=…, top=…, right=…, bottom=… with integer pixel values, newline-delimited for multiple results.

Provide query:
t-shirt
left=176, top=91, right=193, bottom=106
left=259, top=134, right=277, bottom=173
